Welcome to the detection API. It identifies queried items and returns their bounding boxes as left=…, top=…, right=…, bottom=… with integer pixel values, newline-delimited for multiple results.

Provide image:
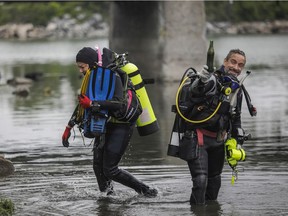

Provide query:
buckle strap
left=196, top=129, right=217, bottom=146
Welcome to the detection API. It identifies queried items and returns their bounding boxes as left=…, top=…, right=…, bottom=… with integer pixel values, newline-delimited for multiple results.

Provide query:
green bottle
left=206, top=40, right=214, bottom=73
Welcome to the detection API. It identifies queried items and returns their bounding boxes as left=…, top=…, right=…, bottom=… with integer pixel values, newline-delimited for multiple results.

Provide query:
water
left=0, top=35, right=288, bottom=215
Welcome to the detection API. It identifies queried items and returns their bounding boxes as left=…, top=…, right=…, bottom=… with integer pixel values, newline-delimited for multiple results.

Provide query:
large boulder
left=0, top=155, right=15, bottom=178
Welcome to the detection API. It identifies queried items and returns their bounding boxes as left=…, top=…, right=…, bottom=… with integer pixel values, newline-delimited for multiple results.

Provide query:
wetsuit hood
left=76, top=47, right=98, bottom=69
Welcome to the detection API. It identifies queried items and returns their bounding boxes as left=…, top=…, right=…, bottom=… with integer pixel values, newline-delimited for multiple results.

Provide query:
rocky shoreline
left=0, top=13, right=109, bottom=40
left=0, top=16, right=287, bottom=40
left=207, top=20, right=288, bottom=35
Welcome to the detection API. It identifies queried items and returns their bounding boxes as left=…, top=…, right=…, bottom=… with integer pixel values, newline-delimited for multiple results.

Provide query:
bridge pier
left=109, top=2, right=159, bottom=72
left=109, top=1, right=206, bottom=82
left=159, top=1, right=206, bottom=81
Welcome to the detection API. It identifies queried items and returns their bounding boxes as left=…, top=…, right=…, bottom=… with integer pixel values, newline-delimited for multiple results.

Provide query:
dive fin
left=93, top=67, right=116, bottom=101
left=86, top=66, right=116, bottom=136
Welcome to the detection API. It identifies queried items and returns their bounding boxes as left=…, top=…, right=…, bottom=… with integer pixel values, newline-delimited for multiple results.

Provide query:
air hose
left=76, top=69, right=91, bottom=122
left=175, top=75, right=222, bottom=124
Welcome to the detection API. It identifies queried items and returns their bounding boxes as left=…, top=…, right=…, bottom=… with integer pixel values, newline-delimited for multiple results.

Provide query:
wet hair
left=225, top=49, right=246, bottom=62
left=76, top=47, right=98, bottom=68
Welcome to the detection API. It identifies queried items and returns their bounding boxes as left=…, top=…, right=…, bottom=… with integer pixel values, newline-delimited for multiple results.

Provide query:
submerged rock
left=12, top=85, right=30, bottom=97
left=0, top=155, right=15, bottom=178
left=25, top=72, right=44, bottom=81
left=7, top=77, right=33, bottom=86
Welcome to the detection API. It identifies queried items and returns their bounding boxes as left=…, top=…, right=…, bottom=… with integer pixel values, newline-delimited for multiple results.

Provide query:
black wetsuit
left=186, top=67, right=243, bottom=204
left=89, top=71, right=156, bottom=196
left=93, top=121, right=154, bottom=195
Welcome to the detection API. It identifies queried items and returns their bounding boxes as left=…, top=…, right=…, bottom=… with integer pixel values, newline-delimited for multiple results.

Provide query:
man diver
left=61, top=47, right=157, bottom=197
left=181, top=49, right=252, bottom=205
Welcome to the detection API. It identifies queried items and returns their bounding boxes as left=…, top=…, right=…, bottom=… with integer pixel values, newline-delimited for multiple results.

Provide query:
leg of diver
left=190, top=174, right=207, bottom=205
left=206, top=143, right=225, bottom=201
left=205, top=175, right=221, bottom=201
left=188, top=146, right=208, bottom=205
left=93, top=146, right=114, bottom=195
left=103, top=151, right=158, bottom=197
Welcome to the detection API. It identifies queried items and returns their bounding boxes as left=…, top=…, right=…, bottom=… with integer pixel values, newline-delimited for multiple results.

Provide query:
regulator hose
left=175, top=75, right=222, bottom=124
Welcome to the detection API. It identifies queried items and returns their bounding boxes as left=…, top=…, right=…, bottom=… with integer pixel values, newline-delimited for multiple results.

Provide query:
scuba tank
left=121, top=63, right=159, bottom=136
left=101, top=47, right=159, bottom=136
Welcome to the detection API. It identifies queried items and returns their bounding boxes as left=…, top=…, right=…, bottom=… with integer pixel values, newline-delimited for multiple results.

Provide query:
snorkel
left=95, top=45, right=102, bottom=66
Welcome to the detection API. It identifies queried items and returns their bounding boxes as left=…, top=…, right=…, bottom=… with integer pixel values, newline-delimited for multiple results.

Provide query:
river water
left=0, top=35, right=288, bottom=216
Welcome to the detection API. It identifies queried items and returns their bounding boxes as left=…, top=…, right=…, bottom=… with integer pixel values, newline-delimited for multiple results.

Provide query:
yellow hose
left=76, top=69, right=91, bottom=122
left=175, top=76, right=222, bottom=124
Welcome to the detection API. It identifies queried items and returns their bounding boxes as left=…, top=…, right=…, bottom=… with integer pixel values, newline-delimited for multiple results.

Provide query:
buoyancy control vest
left=167, top=67, right=257, bottom=158
left=102, top=47, right=159, bottom=136
left=109, top=68, right=143, bottom=123
left=173, top=68, right=232, bottom=131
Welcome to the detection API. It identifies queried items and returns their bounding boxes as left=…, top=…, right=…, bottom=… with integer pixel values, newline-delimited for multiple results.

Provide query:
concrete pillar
left=109, top=2, right=161, bottom=74
left=109, top=1, right=206, bottom=82
left=160, top=1, right=206, bottom=81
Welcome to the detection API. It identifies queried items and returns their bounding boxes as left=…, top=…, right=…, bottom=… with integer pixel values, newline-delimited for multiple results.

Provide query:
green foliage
left=205, top=1, right=288, bottom=23
left=0, top=198, right=15, bottom=216
left=0, top=1, right=109, bottom=26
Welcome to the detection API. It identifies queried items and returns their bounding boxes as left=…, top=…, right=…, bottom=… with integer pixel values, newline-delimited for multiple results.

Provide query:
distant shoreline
left=0, top=20, right=287, bottom=41
left=207, top=20, right=288, bottom=35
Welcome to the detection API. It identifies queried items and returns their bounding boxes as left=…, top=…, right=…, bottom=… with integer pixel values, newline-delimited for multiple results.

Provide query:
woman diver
left=62, top=47, right=157, bottom=197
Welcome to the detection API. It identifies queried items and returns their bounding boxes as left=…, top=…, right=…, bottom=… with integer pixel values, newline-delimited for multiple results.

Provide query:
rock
left=272, top=20, right=288, bottom=33
left=0, top=14, right=110, bottom=40
left=44, top=86, right=52, bottom=96
left=0, top=156, right=15, bottom=178
left=12, top=85, right=30, bottom=97
left=25, top=72, right=43, bottom=81
left=0, top=23, right=33, bottom=40
left=7, top=77, right=33, bottom=85
left=207, top=20, right=288, bottom=35
left=16, top=23, right=34, bottom=40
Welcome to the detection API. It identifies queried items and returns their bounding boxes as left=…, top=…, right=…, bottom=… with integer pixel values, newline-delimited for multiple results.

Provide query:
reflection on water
left=0, top=35, right=288, bottom=215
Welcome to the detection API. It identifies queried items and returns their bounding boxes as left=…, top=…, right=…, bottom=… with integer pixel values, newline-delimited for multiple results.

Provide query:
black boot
left=93, top=147, right=114, bottom=195
left=205, top=175, right=221, bottom=201
left=190, top=175, right=207, bottom=205
left=103, top=150, right=157, bottom=197
left=112, top=169, right=158, bottom=197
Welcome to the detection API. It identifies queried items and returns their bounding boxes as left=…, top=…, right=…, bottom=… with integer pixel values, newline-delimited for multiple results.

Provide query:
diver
left=170, top=49, right=256, bottom=205
left=61, top=47, right=158, bottom=197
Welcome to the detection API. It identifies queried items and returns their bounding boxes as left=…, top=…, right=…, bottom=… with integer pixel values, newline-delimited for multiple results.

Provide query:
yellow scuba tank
left=121, top=63, right=159, bottom=136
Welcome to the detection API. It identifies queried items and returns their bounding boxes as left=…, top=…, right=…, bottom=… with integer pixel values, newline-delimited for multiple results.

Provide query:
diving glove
left=78, top=94, right=91, bottom=109
left=62, top=126, right=71, bottom=147
left=198, top=65, right=212, bottom=83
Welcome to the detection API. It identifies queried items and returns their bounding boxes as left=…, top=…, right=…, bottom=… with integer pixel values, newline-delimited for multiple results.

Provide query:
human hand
left=62, top=126, right=71, bottom=147
left=198, top=65, right=212, bottom=83
left=78, top=94, right=91, bottom=109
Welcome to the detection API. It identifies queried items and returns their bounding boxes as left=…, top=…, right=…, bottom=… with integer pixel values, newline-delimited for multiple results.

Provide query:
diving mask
left=222, top=76, right=240, bottom=91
